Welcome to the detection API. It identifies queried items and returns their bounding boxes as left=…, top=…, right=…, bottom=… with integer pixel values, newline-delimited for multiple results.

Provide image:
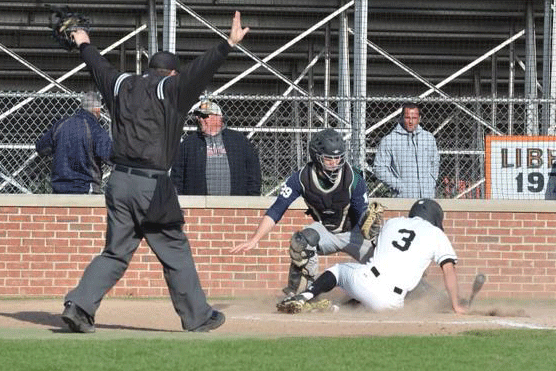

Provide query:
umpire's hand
left=71, top=29, right=90, bottom=47
left=228, top=11, right=249, bottom=47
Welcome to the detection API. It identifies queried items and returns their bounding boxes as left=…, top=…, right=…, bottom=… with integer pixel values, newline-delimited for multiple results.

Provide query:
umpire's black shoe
left=61, top=301, right=95, bottom=333
left=190, top=310, right=225, bottom=332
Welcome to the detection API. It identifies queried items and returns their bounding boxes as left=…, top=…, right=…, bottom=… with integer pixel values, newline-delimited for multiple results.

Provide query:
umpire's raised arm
left=71, top=12, right=249, bottom=119
left=174, top=12, right=249, bottom=116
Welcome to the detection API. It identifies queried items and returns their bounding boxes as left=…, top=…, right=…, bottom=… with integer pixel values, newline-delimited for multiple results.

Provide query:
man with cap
left=171, top=98, right=261, bottom=196
left=60, top=12, right=249, bottom=333
left=36, top=91, right=112, bottom=194
left=276, top=198, right=467, bottom=314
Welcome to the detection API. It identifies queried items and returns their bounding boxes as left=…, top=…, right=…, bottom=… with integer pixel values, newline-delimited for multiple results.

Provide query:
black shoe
left=61, top=301, right=95, bottom=333
left=190, top=310, right=225, bottom=332
left=276, top=294, right=307, bottom=313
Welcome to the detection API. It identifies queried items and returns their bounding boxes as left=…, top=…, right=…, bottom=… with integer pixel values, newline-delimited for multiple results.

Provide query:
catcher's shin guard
left=282, top=263, right=303, bottom=296
left=284, top=229, right=320, bottom=296
left=282, top=256, right=317, bottom=297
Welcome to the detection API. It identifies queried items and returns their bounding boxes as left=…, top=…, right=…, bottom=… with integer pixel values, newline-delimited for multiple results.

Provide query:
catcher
left=231, top=128, right=385, bottom=299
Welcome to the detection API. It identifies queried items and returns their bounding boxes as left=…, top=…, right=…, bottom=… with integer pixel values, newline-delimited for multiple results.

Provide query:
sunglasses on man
left=193, top=110, right=210, bottom=119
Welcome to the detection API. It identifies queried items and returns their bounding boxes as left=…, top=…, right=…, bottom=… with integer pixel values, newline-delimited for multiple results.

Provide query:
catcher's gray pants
left=301, top=221, right=375, bottom=283
left=64, top=170, right=213, bottom=330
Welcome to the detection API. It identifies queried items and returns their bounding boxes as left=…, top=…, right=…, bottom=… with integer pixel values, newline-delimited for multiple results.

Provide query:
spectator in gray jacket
left=373, top=102, right=439, bottom=198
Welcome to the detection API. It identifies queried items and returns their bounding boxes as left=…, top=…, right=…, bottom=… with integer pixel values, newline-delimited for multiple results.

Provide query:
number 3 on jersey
left=392, top=229, right=415, bottom=251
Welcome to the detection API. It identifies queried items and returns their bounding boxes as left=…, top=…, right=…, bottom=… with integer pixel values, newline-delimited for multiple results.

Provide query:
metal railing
left=2, top=91, right=554, bottom=199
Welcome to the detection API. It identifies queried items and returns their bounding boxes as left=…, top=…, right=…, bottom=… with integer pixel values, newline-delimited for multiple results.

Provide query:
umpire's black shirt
left=79, top=41, right=233, bottom=170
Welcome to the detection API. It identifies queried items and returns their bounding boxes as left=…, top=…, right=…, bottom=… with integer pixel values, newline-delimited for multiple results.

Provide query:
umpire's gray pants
left=65, top=170, right=212, bottom=330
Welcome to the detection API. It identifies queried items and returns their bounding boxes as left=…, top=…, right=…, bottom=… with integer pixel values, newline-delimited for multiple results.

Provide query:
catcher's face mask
left=317, top=153, right=346, bottom=183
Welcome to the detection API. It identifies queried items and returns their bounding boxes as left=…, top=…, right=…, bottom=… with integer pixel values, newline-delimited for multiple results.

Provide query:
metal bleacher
left=0, top=0, right=545, bottom=97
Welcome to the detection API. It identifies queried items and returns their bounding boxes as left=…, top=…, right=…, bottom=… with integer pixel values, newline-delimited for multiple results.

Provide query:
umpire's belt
left=113, top=164, right=165, bottom=179
left=370, top=266, right=403, bottom=295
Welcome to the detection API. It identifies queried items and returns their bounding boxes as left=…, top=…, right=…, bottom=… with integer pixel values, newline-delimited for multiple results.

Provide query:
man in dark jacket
left=36, top=92, right=112, bottom=194
left=61, top=12, right=249, bottom=334
left=171, top=99, right=261, bottom=195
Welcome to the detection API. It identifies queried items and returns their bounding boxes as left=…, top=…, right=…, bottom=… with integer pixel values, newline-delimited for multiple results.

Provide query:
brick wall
left=0, top=196, right=554, bottom=300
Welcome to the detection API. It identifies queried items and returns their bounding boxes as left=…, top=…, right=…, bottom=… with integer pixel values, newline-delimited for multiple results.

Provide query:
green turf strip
left=1, top=330, right=554, bottom=371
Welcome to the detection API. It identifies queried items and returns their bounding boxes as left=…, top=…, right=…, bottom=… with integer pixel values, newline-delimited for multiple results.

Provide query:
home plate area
left=0, top=296, right=554, bottom=337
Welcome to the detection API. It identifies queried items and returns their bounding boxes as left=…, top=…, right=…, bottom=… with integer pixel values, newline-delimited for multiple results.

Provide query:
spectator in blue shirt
left=36, top=92, right=112, bottom=194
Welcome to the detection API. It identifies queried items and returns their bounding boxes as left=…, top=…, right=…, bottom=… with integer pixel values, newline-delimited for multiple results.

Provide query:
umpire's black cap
left=149, top=51, right=180, bottom=71
left=408, top=198, right=444, bottom=231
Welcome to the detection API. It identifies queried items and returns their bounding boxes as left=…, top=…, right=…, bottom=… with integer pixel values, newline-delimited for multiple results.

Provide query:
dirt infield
left=0, top=294, right=554, bottom=339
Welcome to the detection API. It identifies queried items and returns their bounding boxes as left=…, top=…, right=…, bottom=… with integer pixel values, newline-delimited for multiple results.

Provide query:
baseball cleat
left=277, top=295, right=331, bottom=314
left=277, top=295, right=305, bottom=313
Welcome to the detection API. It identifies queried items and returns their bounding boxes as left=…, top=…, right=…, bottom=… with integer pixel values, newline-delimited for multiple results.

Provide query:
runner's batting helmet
left=408, top=198, right=444, bottom=230
left=309, top=129, right=346, bottom=182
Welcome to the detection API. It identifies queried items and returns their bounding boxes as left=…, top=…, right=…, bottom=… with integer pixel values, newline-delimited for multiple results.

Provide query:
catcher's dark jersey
left=266, top=163, right=369, bottom=230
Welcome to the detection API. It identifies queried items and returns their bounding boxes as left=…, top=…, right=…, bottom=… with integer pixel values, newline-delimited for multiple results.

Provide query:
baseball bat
left=467, top=273, right=486, bottom=307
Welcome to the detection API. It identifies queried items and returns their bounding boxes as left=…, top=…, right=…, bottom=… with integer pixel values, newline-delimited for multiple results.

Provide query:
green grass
left=1, top=330, right=555, bottom=371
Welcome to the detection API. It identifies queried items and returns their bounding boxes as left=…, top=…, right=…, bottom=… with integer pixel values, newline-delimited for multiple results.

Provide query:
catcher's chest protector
left=300, top=163, right=353, bottom=232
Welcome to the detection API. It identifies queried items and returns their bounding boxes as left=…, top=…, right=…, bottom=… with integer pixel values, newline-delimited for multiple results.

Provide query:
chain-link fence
left=2, top=91, right=555, bottom=199
left=0, top=91, right=111, bottom=194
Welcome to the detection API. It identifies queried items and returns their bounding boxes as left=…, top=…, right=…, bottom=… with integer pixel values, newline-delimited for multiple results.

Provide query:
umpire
left=61, top=12, right=249, bottom=333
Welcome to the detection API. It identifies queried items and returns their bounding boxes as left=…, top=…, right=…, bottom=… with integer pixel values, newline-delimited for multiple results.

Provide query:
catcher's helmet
left=408, top=198, right=444, bottom=230
left=309, top=128, right=346, bottom=182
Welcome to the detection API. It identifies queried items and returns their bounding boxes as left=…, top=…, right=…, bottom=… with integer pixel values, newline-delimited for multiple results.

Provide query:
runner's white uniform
left=328, top=216, right=457, bottom=311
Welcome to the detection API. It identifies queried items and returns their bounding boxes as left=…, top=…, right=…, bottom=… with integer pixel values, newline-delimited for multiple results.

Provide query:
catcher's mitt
left=48, top=5, right=90, bottom=51
left=360, top=201, right=386, bottom=240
